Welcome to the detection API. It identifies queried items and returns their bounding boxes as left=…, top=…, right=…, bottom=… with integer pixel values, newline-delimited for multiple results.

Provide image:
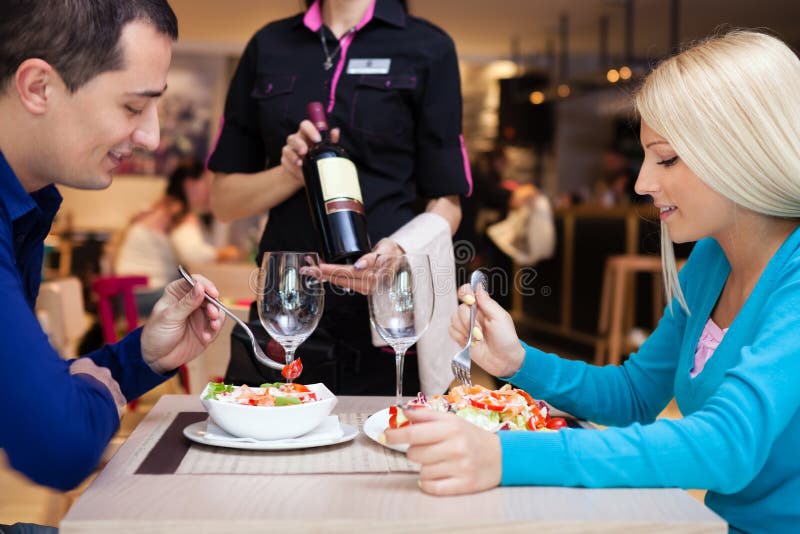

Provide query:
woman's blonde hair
left=634, top=30, right=800, bottom=312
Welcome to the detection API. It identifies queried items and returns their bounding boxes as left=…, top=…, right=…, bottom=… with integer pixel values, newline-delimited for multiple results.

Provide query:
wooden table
left=60, top=395, right=726, bottom=533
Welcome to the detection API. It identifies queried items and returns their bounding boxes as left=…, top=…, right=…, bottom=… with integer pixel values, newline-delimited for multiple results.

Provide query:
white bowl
left=200, top=383, right=337, bottom=441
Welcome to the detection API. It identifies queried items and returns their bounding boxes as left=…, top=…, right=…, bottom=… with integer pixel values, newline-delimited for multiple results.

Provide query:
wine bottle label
left=317, top=158, right=365, bottom=215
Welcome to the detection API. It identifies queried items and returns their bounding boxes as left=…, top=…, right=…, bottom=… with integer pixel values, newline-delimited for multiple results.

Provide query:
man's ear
left=15, top=58, right=57, bottom=115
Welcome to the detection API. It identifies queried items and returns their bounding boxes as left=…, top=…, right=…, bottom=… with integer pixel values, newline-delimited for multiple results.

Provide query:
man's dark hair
left=0, top=0, right=178, bottom=93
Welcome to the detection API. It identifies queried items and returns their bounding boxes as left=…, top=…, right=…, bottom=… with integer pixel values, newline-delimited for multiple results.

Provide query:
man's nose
left=131, top=104, right=160, bottom=151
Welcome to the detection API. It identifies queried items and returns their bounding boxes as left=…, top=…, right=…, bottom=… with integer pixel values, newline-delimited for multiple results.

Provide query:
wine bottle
left=302, top=102, right=371, bottom=264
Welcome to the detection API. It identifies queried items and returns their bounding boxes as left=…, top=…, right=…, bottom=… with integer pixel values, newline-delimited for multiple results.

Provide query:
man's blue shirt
left=0, top=150, right=169, bottom=490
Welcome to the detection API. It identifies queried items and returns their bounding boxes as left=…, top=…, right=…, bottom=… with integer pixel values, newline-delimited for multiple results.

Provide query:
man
left=0, top=0, right=223, bottom=501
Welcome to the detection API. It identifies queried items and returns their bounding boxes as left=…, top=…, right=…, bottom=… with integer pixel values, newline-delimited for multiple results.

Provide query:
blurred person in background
left=590, top=147, right=642, bottom=207
left=0, top=3, right=224, bottom=528
left=386, top=30, right=800, bottom=533
left=454, top=146, right=537, bottom=305
left=115, top=159, right=240, bottom=316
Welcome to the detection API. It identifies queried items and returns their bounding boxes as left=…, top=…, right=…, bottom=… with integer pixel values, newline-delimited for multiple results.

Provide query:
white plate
left=183, top=420, right=358, bottom=451
left=363, top=408, right=408, bottom=453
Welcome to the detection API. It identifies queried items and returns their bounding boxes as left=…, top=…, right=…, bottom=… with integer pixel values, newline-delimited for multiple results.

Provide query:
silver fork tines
left=450, top=270, right=487, bottom=387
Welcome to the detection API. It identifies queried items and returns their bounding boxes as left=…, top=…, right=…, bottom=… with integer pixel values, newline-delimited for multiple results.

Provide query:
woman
left=115, top=159, right=238, bottom=315
left=385, top=30, right=800, bottom=533
left=207, top=0, right=470, bottom=395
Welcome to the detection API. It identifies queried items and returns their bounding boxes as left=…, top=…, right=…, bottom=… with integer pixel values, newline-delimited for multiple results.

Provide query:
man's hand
left=449, top=284, right=525, bottom=378
left=141, top=275, right=224, bottom=374
left=69, top=358, right=126, bottom=418
left=281, top=119, right=340, bottom=185
left=316, top=238, right=404, bottom=295
left=384, top=408, right=502, bottom=496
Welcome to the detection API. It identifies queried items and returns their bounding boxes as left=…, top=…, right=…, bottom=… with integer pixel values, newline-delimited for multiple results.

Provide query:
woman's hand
left=280, top=119, right=340, bottom=186
left=141, top=275, right=225, bottom=374
left=383, top=408, right=502, bottom=495
left=315, top=238, right=404, bottom=295
left=450, top=284, right=525, bottom=378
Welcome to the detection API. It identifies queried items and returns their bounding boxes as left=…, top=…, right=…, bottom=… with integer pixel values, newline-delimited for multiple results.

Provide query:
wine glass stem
left=285, top=348, right=296, bottom=384
left=394, top=348, right=407, bottom=405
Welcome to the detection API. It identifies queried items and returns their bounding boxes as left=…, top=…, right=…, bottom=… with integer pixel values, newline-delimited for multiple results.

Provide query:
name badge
left=346, top=58, right=391, bottom=75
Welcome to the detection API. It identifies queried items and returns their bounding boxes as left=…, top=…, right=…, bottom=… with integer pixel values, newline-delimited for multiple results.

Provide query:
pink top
left=691, top=318, right=728, bottom=378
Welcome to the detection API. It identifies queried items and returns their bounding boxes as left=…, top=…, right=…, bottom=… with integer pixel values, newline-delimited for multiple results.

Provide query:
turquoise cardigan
left=500, top=229, right=800, bottom=533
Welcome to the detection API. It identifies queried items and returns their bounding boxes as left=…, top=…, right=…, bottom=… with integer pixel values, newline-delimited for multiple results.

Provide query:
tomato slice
left=281, top=358, right=303, bottom=381
left=546, top=417, right=568, bottom=430
left=469, top=396, right=505, bottom=412
left=388, top=405, right=410, bottom=428
left=516, top=389, right=536, bottom=406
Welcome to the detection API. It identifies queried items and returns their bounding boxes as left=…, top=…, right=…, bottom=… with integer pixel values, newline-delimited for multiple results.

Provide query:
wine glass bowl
left=367, top=254, right=434, bottom=403
left=257, top=252, right=324, bottom=376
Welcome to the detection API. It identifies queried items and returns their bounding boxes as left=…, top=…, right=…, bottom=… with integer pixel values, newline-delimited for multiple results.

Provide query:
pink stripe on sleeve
left=459, top=134, right=473, bottom=197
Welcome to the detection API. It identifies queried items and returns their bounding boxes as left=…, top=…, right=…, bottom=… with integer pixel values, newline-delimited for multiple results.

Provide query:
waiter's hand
left=316, top=238, right=404, bottom=295
left=141, top=275, right=225, bottom=375
left=281, top=120, right=340, bottom=185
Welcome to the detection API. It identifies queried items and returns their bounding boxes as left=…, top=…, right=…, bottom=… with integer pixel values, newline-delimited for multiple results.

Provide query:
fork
left=177, top=265, right=284, bottom=372
left=451, top=270, right=487, bottom=387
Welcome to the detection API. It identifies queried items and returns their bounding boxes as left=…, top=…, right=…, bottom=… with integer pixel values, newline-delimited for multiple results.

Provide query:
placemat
left=135, top=411, right=207, bottom=474
left=134, top=411, right=417, bottom=475
left=175, top=412, right=419, bottom=475
left=134, top=410, right=587, bottom=476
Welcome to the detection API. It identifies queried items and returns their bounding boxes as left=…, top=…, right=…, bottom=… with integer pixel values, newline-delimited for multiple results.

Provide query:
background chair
left=91, top=275, right=148, bottom=345
left=36, top=277, right=89, bottom=359
left=595, top=254, right=686, bottom=366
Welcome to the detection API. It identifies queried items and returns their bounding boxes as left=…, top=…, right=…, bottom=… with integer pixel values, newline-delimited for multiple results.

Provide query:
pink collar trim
left=303, top=0, right=376, bottom=33
left=303, top=1, right=323, bottom=31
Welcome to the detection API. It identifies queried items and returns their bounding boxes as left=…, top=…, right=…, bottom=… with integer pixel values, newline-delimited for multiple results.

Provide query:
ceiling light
left=607, top=69, right=620, bottom=83
left=557, top=84, right=570, bottom=97
left=529, top=91, right=545, bottom=105
left=619, top=66, right=632, bottom=80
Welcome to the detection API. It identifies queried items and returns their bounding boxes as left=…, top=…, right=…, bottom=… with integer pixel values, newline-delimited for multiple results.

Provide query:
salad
left=203, top=381, right=319, bottom=407
left=388, top=384, right=567, bottom=432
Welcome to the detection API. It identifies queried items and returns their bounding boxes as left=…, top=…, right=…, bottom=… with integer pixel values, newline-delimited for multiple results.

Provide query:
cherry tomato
left=281, top=358, right=303, bottom=381
left=546, top=417, right=568, bottom=430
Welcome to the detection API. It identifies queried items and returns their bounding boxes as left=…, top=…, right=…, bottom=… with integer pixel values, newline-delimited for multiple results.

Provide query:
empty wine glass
left=257, top=252, right=324, bottom=382
left=367, top=254, right=434, bottom=404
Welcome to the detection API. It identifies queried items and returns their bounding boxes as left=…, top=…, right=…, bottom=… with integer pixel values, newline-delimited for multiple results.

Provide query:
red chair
left=91, top=275, right=191, bottom=399
left=92, top=275, right=148, bottom=345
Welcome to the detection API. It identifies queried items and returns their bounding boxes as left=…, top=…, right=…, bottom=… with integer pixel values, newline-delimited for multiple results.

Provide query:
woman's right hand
left=449, top=284, right=525, bottom=378
left=280, top=120, right=340, bottom=185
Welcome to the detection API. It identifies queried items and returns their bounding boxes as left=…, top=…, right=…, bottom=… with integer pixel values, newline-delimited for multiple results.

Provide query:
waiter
left=208, top=0, right=471, bottom=395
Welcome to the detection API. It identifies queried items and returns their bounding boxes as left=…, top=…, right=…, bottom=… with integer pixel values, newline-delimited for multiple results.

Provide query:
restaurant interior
left=1, top=0, right=798, bottom=529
